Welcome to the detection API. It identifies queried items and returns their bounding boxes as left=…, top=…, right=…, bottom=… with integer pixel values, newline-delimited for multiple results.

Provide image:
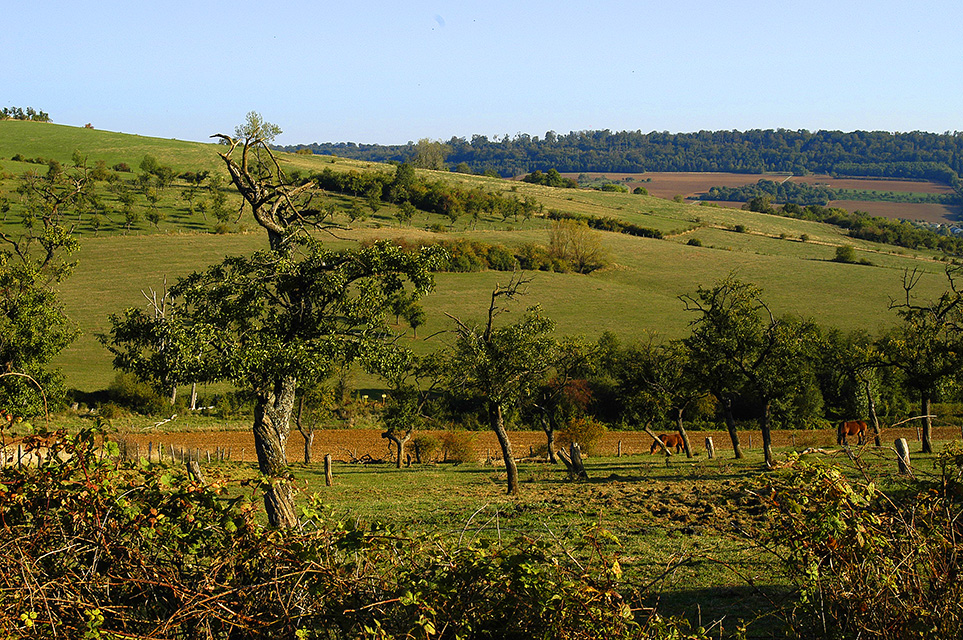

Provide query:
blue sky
left=3, top=0, right=961, bottom=145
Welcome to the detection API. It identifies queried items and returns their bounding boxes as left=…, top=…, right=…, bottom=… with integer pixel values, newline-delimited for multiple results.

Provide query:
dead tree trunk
left=186, top=457, right=205, bottom=484
left=558, top=442, right=588, bottom=480
left=643, top=425, right=672, bottom=456
left=863, top=375, right=882, bottom=447
left=673, top=406, right=694, bottom=458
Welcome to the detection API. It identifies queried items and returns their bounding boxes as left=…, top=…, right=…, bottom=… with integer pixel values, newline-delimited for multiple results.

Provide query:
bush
left=439, top=429, right=477, bottom=463
left=687, top=238, right=703, bottom=247
left=0, top=426, right=657, bottom=639
left=411, top=434, right=440, bottom=463
left=556, top=416, right=607, bottom=456
left=758, top=450, right=963, bottom=639
left=106, top=372, right=168, bottom=415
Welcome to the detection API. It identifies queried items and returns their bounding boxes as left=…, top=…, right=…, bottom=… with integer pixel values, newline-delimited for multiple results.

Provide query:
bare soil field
left=561, top=171, right=961, bottom=224
left=117, top=426, right=962, bottom=464
left=829, top=200, right=961, bottom=224
left=561, top=171, right=785, bottom=200
left=791, top=175, right=955, bottom=194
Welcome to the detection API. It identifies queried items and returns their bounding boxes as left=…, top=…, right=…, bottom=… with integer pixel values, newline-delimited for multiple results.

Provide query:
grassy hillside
left=0, top=121, right=956, bottom=392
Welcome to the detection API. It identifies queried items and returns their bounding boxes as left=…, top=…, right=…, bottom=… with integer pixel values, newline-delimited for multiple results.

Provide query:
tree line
left=741, top=198, right=963, bottom=254
left=702, top=179, right=959, bottom=207
left=281, top=128, right=963, bottom=187
left=0, top=106, right=51, bottom=122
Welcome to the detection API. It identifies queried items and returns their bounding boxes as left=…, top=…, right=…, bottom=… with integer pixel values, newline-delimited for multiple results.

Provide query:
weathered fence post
left=791, top=433, right=796, bottom=448
left=705, top=437, right=715, bottom=460
left=895, top=438, right=912, bottom=475
left=618, top=440, right=622, bottom=457
left=186, top=458, right=206, bottom=484
left=324, top=454, right=333, bottom=487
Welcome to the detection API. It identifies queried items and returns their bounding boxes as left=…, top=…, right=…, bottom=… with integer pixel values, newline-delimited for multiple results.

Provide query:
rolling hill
left=0, top=120, right=956, bottom=392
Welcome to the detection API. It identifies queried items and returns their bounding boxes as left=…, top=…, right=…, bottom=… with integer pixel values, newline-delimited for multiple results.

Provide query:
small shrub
left=112, top=162, right=131, bottom=173
left=411, top=435, right=440, bottom=463
left=733, top=224, right=747, bottom=233
left=556, top=416, right=607, bottom=456
left=106, top=372, right=168, bottom=415
left=439, top=430, right=477, bottom=463
left=687, top=238, right=703, bottom=247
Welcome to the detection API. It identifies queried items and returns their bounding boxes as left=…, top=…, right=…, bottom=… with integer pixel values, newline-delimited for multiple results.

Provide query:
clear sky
left=3, top=0, right=961, bottom=146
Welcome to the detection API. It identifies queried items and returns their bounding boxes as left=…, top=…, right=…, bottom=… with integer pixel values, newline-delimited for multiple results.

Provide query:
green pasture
left=191, top=437, right=954, bottom=636
left=1, top=122, right=957, bottom=392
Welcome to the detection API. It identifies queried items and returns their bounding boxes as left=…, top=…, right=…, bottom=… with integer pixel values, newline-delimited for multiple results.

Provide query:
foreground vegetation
left=2, top=423, right=961, bottom=638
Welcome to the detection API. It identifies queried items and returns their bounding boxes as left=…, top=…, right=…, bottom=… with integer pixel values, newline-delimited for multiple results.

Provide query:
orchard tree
left=108, top=113, right=439, bottom=528
left=436, top=275, right=555, bottom=495
left=682, top=276, right=819, bottom=466
left=611, top=339, right=701, bottom=458
left=880, top=267, right=963, bottom=453
left=0, top=163, right=86, bottom=413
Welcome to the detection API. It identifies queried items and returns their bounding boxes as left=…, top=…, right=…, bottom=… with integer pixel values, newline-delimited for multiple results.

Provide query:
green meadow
left=0, top=121, right=954, bottom=392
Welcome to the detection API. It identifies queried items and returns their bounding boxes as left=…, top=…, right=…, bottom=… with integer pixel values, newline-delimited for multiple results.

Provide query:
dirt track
left=116, top=426, right=963, bottom=464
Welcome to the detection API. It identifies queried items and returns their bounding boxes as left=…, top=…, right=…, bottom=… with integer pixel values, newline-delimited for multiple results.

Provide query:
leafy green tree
left=412, top=138, right=450, bottom=171
left=880, top=268, right=963, bottom=453
left=165, top=113, right=436, bottom=527
left=531, top=336, right=594, bottom=463
left=682, top=276, right=820, bottom=465
left=0, top=165, right=84, bottom=413
left=436, top=276, right=555, bottom=494
left=101, top=283, right=212, bottom=406
left=610, top=340, right=701, bottom=457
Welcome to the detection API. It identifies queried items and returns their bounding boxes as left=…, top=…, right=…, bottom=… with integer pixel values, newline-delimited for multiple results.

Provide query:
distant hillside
left=1, top=121, right=959, bottom=392
left=283, top=129, right=963, bottom=188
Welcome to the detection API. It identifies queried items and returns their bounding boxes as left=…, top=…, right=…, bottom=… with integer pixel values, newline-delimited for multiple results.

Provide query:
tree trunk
left=540, top=411, right=558, bottom=464
left=864, top=376, right=882, bottom=447
left=489, top=403, right=518, bottom=495
left=382, top=430, right=413, bottom=469
left=921, top=391, right=933, bottom=454
left=302, top=429, right=314, bottom=465
left=720, top=395, right=744, bottom=459
left=253, top=376, right=299, bottom=529
left=760, top=400, right=774, bottom=467
left=190, top=382, right=198, bottom=411
left=673, top=406, right=693, bottom=458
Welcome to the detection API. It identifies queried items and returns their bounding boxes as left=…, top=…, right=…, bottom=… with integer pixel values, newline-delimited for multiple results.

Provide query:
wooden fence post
left=895, top=438, right=912, bottom=476
left=186, top=458, right=206, bottom=484
left=618, top=440, right=622, bottom=457
left=324, top=454, right=333, bottom=487
left=705, top=437, right=715, bottom=460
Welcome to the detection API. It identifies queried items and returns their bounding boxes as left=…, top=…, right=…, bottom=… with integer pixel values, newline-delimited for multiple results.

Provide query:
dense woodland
left=285, top=129, right=963, bottom=189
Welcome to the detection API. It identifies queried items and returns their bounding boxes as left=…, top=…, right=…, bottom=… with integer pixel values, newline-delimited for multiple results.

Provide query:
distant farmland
left=563, top=171, right=962, bottom=224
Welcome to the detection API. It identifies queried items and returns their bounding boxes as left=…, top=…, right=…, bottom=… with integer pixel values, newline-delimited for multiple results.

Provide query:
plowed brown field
left=118, top=426, right=963, bottom=464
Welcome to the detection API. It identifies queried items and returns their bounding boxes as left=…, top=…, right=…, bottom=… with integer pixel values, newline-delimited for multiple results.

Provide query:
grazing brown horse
left=837, top=420, right=868, bottom=446
left=650, top=433, right=685, bottom=455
